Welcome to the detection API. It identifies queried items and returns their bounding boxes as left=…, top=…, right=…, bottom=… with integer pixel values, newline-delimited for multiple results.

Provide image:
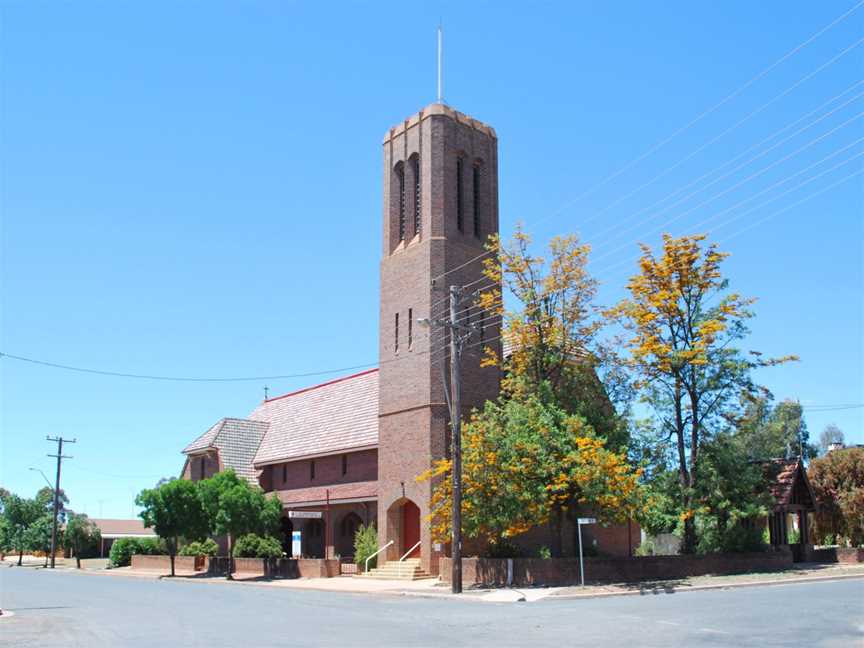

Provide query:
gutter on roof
left=253, top=443, right=377, bottom=468
left=275, top=496, right=378, bottom=507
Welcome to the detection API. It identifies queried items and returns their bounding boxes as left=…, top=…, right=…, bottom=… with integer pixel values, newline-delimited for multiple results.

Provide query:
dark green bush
left=109, top=537, right=165, bottom=567
left=353, top=524, right=378, bottom=570
left=232, top=533, right=282, bottom=559
left=486, top=539, right=528, bottom=559
left=179, top=538, right=218, bottom=557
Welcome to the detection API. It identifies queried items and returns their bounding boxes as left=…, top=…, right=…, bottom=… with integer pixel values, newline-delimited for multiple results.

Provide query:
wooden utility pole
left=449, top=285, right=464, bottom=594
left=46, top=435, right=75, bottom=569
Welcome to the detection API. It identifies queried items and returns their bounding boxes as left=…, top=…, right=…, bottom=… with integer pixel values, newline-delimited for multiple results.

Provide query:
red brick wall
left=181, top=451, right=220, bottom=482
left=267, top=449, right=377, bottom=491
left=441, top=549, right=794, bottom=588
left=378, top=105, right=501, bottom=575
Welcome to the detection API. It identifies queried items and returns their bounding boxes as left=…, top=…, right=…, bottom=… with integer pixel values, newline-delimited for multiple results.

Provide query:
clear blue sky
left=1, top=1, right=861, bottom=518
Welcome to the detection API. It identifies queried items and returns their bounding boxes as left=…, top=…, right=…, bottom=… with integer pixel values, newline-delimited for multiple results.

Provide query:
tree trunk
left=170, top=553, right=175, bottom=577
left=227, top=534, right=233, bottom=580
left=17, top=550, right=23, bottom=566
left=75, top=553, right=81, bottom=569
left=673, top=377, right=696, bottom=553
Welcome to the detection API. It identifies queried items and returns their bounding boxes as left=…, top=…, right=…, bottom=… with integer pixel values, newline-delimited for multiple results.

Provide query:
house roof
left=90, top=518, right=156, bottom=538
left=183, top=418, right=270, bottom=484
left=762, top=458, right=816, bottom=511
left=251, top=369, right=379, bottom=467
left=272, top=480, right=377, bottom=507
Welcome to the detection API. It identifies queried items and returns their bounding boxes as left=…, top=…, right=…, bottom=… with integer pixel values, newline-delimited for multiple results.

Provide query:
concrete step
left=358, top=559, right=432, bottom=580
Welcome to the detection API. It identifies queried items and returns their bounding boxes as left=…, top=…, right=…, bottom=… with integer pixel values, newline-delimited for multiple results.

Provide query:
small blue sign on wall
left=291, top=531, right=302, bottom=558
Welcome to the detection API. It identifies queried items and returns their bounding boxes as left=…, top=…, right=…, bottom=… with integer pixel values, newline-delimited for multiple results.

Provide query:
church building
left=180, top=102, right=635, bottom=576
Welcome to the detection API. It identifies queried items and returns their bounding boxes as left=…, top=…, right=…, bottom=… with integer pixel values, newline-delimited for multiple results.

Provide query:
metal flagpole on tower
left=437, top=23, right=443, bottom=104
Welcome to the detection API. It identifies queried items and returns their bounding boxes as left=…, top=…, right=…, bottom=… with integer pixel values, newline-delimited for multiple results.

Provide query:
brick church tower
left=378, top=103, right=501, bottom=574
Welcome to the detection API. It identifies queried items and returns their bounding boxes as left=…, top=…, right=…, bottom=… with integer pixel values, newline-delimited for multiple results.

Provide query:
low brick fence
left=205, top=557, right=340, bottom=579
left=130, top=555, right=205, bottom=573
left=809, top=547, right=864, bottom=564
left=440, top=549, right=794, bottom=588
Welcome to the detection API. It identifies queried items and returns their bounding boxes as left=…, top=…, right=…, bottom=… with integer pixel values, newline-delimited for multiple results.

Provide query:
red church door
left=401, top=501, right=421, bottom=558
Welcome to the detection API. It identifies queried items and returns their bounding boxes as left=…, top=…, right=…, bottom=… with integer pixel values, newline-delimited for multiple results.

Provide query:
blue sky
left=1, top=1, right=861, bottom=518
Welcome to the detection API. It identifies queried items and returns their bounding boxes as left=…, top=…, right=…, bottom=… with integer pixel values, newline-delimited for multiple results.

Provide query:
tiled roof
left=182, top=418, right=270, bottom=484
left=273, top=480, right=377, bottom=506
left=251, top=369, right=379, bottom=466
left=90, top=518, right=156, bottom=537
left=762, top=458, right=816, bottom=510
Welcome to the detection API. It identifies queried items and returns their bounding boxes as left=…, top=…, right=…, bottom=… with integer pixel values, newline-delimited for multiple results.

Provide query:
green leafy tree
left=197, top=470, right=281, bottom=577
left=24, top=515, right=55, bottom=567
left=1, top=495, right=44, bottom=565
left=479, top=229, right=629, bottom=448
left=65, top=513, right=102, bottom=568
left=136, top=479, right=209, bottom=576
left=608, top=234, right=795, bottom=552
left=734, top=396, right=816, bottom=460
left=353, top=524, right=378, bottom=571
left=420, top=384, right=646, bottom=557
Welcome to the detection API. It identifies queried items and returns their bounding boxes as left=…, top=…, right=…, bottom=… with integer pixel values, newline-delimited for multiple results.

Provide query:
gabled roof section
left=182, top=418, right=270, bottom=485
left=251, top=369, right=378, bottom=467
left=762, top=458, right=817, bottom=511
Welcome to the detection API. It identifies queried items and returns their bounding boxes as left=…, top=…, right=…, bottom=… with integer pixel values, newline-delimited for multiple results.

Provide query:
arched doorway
left=401, top=501, right=421, bottom=558
left=337, top=512, right=363, bottom=558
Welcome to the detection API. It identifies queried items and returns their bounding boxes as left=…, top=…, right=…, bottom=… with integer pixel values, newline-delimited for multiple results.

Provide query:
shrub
left=486, top=539, right=528, bottom=559
left=232, top=533, right=282, bottom=559
left=109, top=537, right=165, bottom=567
left=179, top=538, right=218, bottom=557
left=353, top=524, right=378, bottom=570
left=537, top=546, right=552, bottom=559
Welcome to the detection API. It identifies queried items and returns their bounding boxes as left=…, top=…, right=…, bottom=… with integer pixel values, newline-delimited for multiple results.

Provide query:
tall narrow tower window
left=394, top=312, right=399, bottom=353
left=473, top=163, right=481, bottom=236
left=408, top=308, right=413, bottom=349
left=456, top=157, right=464, bottom=232
left=397, top=164, right=406, bottom=241
left=413, top=156, right=421, bottom=236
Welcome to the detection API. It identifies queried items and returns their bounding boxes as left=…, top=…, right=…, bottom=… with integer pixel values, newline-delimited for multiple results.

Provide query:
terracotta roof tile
left=182, top=418, right=269, bottom=484
left=251, top=369, right=378, bottom=466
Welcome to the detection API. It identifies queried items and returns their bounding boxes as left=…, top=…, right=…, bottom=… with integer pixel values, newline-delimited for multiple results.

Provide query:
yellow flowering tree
left=478, top=227, right=629, bottom=448
left=607, top=234, right=796, bottom=552
left=418, top=388, right=646, bottom=556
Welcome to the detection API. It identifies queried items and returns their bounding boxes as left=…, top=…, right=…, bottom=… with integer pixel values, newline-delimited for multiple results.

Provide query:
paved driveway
left=1, top=568, right=862, bottom=647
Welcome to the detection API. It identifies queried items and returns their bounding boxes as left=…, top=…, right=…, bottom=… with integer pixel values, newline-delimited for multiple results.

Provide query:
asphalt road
left=1, top=568, right=862, bottom=647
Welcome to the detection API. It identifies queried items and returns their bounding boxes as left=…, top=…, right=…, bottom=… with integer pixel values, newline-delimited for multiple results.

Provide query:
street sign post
left=577, top=518, right=597, bottom=587
left=288, top=511, right=323, bottom=519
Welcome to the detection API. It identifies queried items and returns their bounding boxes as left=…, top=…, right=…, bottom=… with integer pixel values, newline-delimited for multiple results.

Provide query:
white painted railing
left=365, top=540, right=393, bottom=574
left=397, top=540, right=422, bottom=577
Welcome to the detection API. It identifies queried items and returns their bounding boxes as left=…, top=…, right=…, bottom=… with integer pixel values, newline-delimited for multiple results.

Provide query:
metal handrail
left=365, top=540, right=393, bottom=574
left=397, top=540, right=422, bottom=577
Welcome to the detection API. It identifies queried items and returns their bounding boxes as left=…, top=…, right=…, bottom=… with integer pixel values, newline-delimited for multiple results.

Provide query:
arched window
left=341, top=513, right=362, bottom=539
left=456, top=157, right=464, bottom=232
left=395, top=163, right=406, bottom=241
left=412, top=155, right=421, bottom=235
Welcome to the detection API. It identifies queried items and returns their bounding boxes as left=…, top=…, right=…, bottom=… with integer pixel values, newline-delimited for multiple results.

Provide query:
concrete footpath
left=14, top=559, right=864, bottom=604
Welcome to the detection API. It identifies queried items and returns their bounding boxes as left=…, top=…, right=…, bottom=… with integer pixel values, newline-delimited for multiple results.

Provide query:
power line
left=587, top=80, right=864, bottom=248
left=588, top=114, right=864, bottom=267
left=429, top=1, right=864, bottom=286
left=574, top=38, right=864, bottom=233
